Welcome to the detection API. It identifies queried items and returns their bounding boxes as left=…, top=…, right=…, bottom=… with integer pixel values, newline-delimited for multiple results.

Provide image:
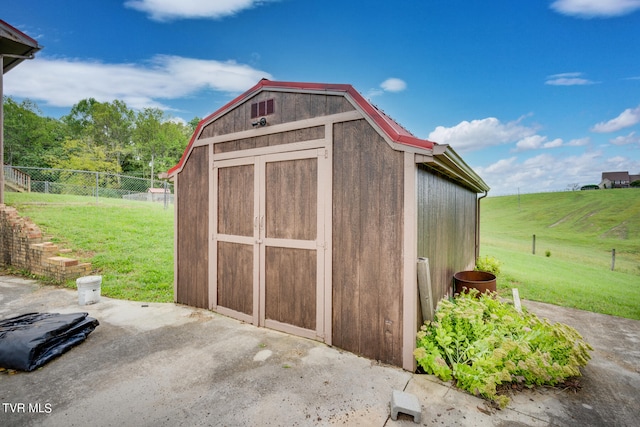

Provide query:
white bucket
left=76, top=275, right=102, bottom=305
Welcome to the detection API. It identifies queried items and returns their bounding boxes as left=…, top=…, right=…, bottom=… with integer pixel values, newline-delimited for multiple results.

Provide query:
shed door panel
left=265, top=158, right=317, bottom=240
left=262, top=155, right=319, bottom=333
left=214, top=160, right=257, bottom=322
left=264, top=247, right=316, bottom=330
left=214, top=150, right=326, bottom=341
left=217, top=241, right=253, bottom=315
left=218, top=164, right=254, bottom=236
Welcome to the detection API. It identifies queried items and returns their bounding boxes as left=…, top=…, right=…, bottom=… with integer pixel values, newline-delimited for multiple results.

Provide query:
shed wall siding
left=214, top=126, right=324, bottom=154
left=199, top=91, right=354, bottom=140
left=176, top=146, right=209, bottom=308
left=416, top=165, right=477, bottom=305
left=332, top=119, right=404, bottom=366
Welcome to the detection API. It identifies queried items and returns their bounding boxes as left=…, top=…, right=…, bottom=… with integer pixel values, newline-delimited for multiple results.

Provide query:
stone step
left=45, top=256, right=79, bottom=267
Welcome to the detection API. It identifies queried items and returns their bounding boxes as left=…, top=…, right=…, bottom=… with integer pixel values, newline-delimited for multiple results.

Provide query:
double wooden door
left=212, top=149, right=327, bottom=341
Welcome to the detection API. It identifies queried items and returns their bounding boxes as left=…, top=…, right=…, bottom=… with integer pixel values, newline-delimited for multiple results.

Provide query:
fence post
left=611, top=249, right=615, bottom=271
left=532, top=234, right=536, bottom=255
left=163, top=181, right=168, bottom=210
left=95, top=171, right=99, bottom=203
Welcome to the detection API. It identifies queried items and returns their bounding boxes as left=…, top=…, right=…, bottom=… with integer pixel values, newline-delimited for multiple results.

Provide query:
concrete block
left=390, top=390, right=421, bottom=423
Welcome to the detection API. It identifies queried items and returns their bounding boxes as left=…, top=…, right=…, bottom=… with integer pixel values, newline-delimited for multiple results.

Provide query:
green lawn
left=480, top=189, right=640, bottom=320
left=4, top=189, right=640, bottom=320
left=4, top=192, right=174, bottom=302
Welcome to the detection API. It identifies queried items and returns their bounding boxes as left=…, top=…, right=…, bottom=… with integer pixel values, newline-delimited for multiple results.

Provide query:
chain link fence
left=5, top=166, right=174, bottom=207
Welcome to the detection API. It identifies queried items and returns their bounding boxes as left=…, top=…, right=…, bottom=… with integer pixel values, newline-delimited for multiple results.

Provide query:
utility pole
left=150, top=153, right=154, bottom=189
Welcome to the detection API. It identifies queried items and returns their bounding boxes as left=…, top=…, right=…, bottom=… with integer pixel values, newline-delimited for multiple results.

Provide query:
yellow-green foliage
left=475, top=255, right=501, bottom=275
left=415, top=290, right=592, bottom=408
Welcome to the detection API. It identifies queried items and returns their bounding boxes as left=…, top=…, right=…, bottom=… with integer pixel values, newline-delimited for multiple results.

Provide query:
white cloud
left=367, top=78, right=407, bottom=98
left=483, top=157, right=517, bottom=174
left=567, top=137, right=590, bottom=146
left=610, top=131, right=640, bottom=145
left=514, top=135, right=564, bottom=151
left=545, top=72, right=596, bottom=86
left=550, top=0, right=640, bottom=18
left=601, top=155, right=640, bottom=174
left=591, top=105, right=640, bottom=133
left=428, top=116, right=537, bottom=152
left=3, top=55, right=272, bottom=111
left=544, top=138, right=564, bottom=148
left=515, top=135, right=547, bottom=151
left=477, top=149, right=640, bottom=195
left=477, top=151, right=596, bottom=195
left=380, top=78, right=407, bottom=92
left=124, top=0, right=274, bottom=21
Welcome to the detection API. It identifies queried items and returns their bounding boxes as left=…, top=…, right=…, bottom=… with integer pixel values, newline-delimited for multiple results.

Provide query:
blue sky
left=4, top=0, right=640, bottom=195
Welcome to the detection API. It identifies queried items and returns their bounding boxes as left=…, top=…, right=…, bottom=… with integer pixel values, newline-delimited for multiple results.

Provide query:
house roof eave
left=1, top=20, right=42, bottom=73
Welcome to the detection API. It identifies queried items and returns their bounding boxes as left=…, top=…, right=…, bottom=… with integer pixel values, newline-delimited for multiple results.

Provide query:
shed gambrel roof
left=167, top=79, right=489, bottom=193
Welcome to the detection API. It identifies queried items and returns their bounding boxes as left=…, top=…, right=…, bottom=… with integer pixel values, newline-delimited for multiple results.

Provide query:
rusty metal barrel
left=453, top=270, right=497, bottom=295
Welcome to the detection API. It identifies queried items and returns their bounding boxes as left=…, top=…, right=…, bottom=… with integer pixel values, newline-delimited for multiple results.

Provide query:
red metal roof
left=167, top=80, right=437, bottom=176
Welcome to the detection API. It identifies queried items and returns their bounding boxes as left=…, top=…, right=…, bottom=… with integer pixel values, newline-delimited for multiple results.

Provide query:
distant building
left=599, top=171, right=640, bottom=189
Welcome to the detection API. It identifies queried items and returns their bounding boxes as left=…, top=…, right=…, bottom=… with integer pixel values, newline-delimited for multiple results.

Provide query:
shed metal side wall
left=176, top=146, right=209, bottom=308
left=332, top=119, right=404, bottom=366
left=416, top=165, right=477, bottom=305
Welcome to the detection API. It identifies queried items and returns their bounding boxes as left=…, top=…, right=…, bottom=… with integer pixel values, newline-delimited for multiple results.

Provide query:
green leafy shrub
left=545, top=250, right=551, bottom=257
left=475, top=255, right=501, bottom=275
left=414, top=290, right=592, bottom=408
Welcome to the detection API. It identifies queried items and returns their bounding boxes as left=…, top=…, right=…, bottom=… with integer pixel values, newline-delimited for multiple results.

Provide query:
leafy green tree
left=187, top=116, right=201, bottom=134
left=63, top=99, right=135, bottom=172
left=132, top=108, right=192, bottom=183
left=159, top=119, right=192, bottom=169
left=132, top=107, right=164, bottom=179
left=51, top=138, right=119, bottom=173
left=62, top=98, right=98, bottom=138
left=2, top=96, right=66, bottom=167
left=5, top=96, right=193, bottom=180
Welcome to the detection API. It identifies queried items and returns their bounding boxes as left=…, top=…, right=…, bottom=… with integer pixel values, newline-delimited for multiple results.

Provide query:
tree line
left=3, top=96, right=200, bottom=179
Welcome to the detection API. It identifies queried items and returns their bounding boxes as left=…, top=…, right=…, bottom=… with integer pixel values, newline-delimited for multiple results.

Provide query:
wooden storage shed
left=166, top=80, right=489, bottom=370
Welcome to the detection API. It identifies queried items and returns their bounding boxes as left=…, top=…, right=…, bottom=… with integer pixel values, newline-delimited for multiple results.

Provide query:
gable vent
left=251, top=99, right=274, bottom=118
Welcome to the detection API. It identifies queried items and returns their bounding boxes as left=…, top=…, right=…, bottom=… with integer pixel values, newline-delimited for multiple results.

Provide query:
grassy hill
left=480, top=188, right=640, bottom=320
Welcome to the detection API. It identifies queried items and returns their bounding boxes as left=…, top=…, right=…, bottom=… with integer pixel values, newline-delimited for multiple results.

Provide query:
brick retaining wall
left=0, top=204, right=92, bottom=282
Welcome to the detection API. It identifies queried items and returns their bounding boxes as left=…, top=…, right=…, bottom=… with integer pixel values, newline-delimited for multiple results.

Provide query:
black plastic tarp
left=0, top=312, right=99, bottom=372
